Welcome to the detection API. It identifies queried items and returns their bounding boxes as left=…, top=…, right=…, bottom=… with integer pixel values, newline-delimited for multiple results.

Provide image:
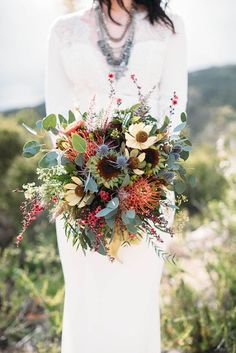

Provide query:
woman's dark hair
left=97, top=0, right=175, bottom=32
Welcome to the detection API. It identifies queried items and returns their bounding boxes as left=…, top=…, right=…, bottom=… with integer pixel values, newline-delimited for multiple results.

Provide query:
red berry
left=172, top=98, right=178, bottom=105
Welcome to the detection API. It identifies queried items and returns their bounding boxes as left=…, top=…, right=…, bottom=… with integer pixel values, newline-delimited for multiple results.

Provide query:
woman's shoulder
left=49, top=7, right=93, bottom=45
left=168, top=13, right=186, bottom=34
left=138, top=12, right=185, bottom=42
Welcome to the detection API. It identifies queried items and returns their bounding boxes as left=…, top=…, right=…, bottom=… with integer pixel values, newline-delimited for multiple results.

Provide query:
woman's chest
left=60, top=38, right=167, bottom=95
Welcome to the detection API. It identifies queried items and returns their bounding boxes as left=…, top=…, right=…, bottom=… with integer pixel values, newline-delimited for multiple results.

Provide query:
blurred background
left=0, top=0, right=235, bottom=352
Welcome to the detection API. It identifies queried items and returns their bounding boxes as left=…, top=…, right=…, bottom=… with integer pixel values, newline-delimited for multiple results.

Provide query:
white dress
left=45, top=5, right=187, bottom=353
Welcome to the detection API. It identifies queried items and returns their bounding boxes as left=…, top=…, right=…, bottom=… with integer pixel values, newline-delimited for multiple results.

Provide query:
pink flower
left=17, top=235, right=23, bottom=242
left=117, top=98, right=122, bottom=105
left=172, top=98, right=178, bottom=105
left=130, top=74, right=135, bottom=80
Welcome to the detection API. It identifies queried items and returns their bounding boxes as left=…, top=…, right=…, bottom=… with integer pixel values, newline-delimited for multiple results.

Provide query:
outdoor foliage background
left=0, top=0, right=235, bottom=350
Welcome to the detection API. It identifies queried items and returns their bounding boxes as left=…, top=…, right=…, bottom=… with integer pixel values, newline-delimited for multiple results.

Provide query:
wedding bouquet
left=16, top=74, right=192, bottom=262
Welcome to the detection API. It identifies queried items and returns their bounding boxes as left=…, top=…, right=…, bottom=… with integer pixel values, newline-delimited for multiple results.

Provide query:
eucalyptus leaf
left=168, top=204, right=179, bottom=210
left=84, top=175, right=98, bottom=193
left=121, top=212, right=130, bottom=225
left=61, top=155, right=72, bottom=166
left=180, top=151, right=190, bottom=161
left=58, top=114, right=67, bottom=125
left=50, top=128, right=59, bottom=135
left=104, top=209, right=118, bottom=219
left=173, top=122, right=186, bottom=133
left=86, top=229, right=96, bottom=243
left=126, top=223, right=138, bottom=234
left=182, top=145, right=192, bottom=152
left=174, top=180, right=186, bottom=194
left=96, top=207, right=114, bottom=218
left=172, top=164, right=180, bottom=171
left=188, top=175, right=196, bottom=187
left=22, top=123, right=37, bottom=136
left=107, top=197, right=119, bottom=210
left=125, top=210, right=135, bottom=219
left=75, top=154, right=84, bottom=167
left=23, top=141, right=41, bottom=158
left=36, top=120, right=43, bottom=129
left=38, top=151, right=58, bottom=168
left=71, top=133, right=86, bottom=153
left=134, top=215, right=143, bottom=226
left=105, top=217, right=115, bottom=229
left=42, top=114, right=57, bottom=130
left=185, top=139, right=192, bottom=146
left=181, top=112, right=187, bottom=122
left=122, top=112, right=132, bottom=127
left=68, top=110, right=76, bottom=124
left=150, top=124, right=158, bottom=135
left=160, top=116, right=170, bottom=131
left=167, top=154, right=176, bottom=169
left=130, top=103, right=141, bottom=112
left=121, top=174, right=130, bottom=187
left=97, top=240, right=107, bottom=256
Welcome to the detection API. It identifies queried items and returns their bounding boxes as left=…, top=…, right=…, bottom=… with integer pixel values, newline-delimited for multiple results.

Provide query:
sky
left=0, top=0, right=235, bottom=111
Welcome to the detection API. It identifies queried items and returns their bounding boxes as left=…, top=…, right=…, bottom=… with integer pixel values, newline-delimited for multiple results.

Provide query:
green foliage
left=184, top=144, right=228, bottom=214
left=188, top=65, right=236, bottom=137
left=0, top=118, right=25, bottom=176
left=162, top=244, right=236, bottom=353
left=23, top=140, right=41, bottom=158
left=0, top=233, right=63, bottom=350
left=71, top=133, right=87, bottom=152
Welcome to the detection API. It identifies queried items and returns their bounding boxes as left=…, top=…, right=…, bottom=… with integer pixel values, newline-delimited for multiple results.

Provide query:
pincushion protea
left=120, top=177, right=164, bottom=215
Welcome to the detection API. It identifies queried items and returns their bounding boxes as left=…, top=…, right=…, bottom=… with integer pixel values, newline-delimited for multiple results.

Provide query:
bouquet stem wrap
left=108, top=221, right=142, bottom=262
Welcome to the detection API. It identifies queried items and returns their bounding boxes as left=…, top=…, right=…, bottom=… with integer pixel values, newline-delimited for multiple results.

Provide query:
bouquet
left=16, top=74, right=192, bottom=262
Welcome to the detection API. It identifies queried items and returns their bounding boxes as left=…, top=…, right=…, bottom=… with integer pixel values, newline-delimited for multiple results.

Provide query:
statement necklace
left=94, top=1, right=136, bottom=80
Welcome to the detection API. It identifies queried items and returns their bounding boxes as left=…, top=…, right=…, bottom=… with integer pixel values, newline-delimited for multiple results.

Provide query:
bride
left=45, top=0, right=187, bottom=352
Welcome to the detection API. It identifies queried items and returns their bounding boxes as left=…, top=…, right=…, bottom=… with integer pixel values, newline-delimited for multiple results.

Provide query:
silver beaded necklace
left=94, top=1, right=136, bottom=80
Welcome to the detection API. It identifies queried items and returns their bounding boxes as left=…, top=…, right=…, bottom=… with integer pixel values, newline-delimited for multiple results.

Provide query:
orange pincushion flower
left=119, top=178, right=163, bottom=214
left=65, top=120, right=85, bottom=135
left=84, top=140, right=98, bottom=162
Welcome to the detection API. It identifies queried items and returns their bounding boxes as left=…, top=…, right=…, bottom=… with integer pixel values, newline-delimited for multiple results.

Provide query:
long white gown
left=45, top=4, right=187, bottom=353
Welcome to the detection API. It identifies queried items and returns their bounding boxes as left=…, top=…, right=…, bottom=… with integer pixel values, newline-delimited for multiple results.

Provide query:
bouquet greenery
left=17, top=74, right=192, bottom=262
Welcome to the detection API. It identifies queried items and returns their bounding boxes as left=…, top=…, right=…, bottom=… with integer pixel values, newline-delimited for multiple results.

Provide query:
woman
left=45, top=0, right=187, bottom=352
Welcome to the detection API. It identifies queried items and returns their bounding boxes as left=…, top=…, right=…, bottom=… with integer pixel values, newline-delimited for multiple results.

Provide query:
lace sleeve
left=157, top=15, right=188, bottom=131
left=45, top=20, right=75, bottom=145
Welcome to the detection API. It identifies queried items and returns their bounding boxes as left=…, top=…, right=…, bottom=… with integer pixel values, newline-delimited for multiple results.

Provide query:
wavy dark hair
left=97, top=0, right=175, bottom=32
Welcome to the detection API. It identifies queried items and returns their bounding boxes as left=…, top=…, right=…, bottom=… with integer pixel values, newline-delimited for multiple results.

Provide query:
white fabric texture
left=45, top=5, right=187, bottom=353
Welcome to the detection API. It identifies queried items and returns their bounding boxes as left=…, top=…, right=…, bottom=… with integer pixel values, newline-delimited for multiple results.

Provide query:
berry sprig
left=16, top=198, right=44, bottom=246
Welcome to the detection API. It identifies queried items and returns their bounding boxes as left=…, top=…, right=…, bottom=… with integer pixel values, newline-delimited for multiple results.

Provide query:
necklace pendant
left=113, top=65, right=128, bottom=80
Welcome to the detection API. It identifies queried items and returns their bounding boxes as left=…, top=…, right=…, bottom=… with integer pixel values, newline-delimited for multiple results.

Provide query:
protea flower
left=119, top=177, right=163, bottom=214
left=64, top=120, right=85, bottom=135
left=125, top=122, right=157, bottom=150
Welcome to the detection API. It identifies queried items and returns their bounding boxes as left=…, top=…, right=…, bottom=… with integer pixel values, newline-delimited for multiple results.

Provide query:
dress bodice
left=45, top=5, right=188, bottom=129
